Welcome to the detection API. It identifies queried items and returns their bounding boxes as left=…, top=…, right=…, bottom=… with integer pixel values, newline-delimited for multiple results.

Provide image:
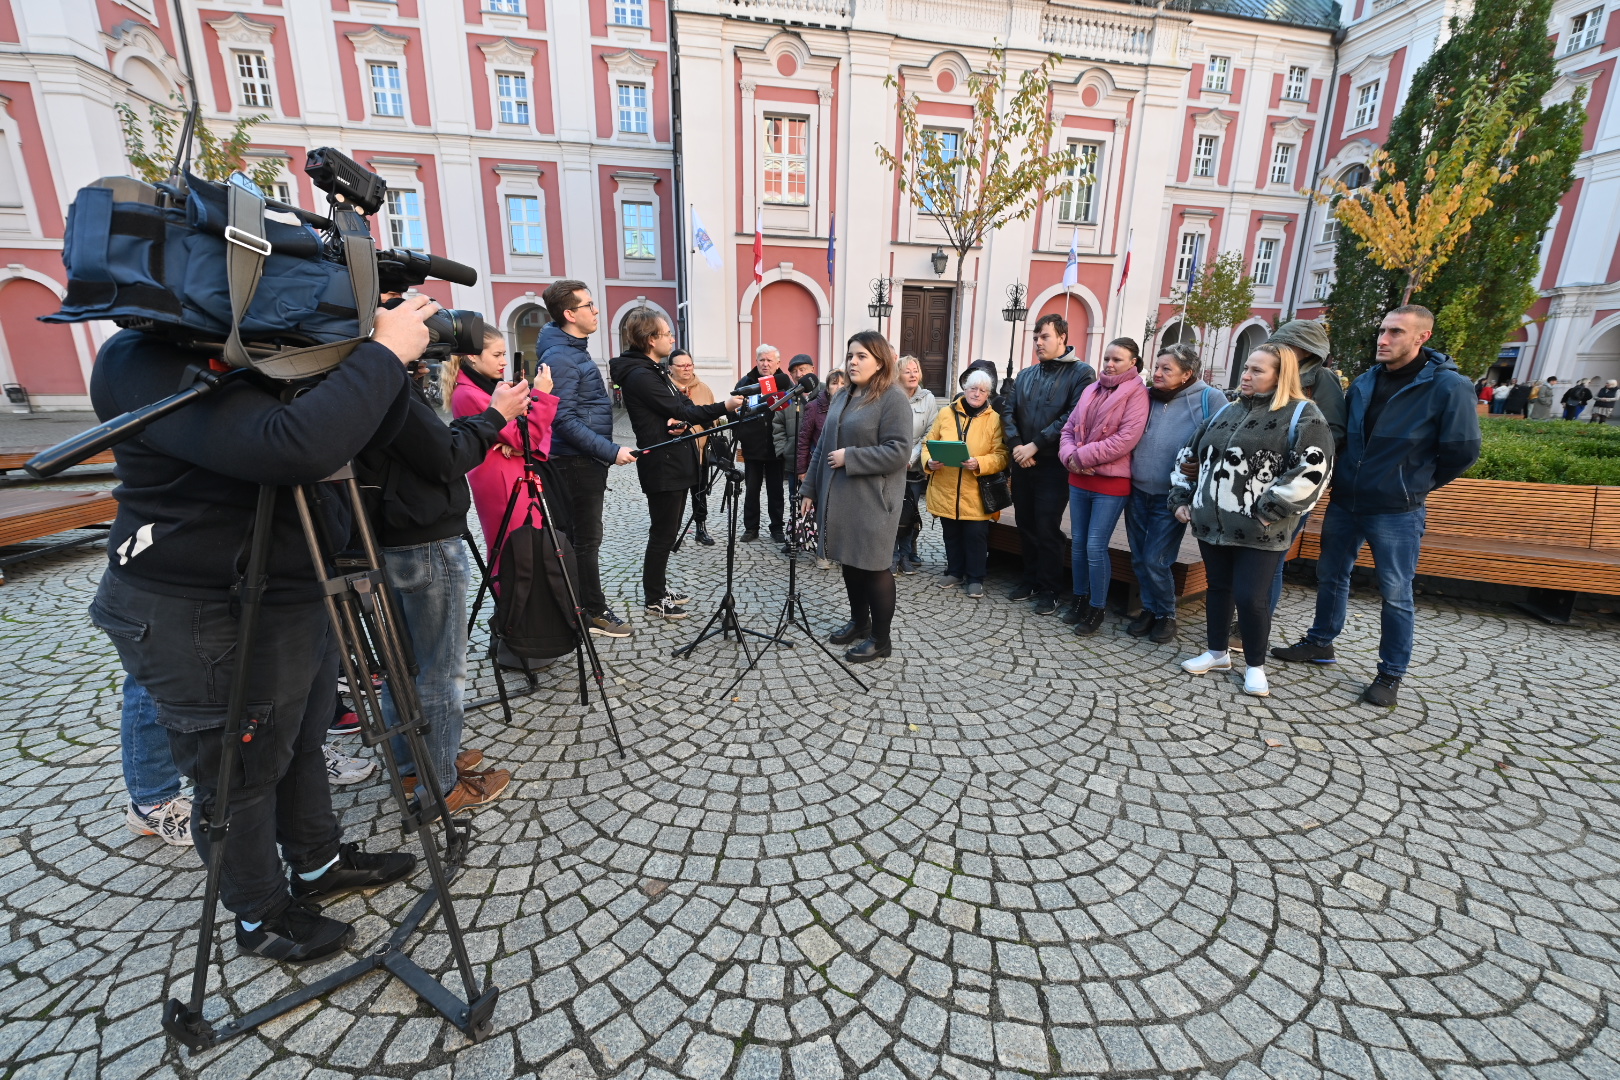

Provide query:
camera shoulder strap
left=222, top=182, right=270, bottom=372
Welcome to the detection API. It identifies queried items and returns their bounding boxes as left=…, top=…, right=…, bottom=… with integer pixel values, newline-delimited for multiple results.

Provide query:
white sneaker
left=324, top=743, right=376, bottom=786
left=126, top=796, right=194, bottom=846
left=1181, top=650, right=1232, bottom=674
left=1244, top=666, right=1271, bottom=696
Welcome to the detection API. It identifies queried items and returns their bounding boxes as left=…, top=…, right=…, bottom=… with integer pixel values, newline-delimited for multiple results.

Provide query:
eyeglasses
left=569, top=301, right=599, bottom=313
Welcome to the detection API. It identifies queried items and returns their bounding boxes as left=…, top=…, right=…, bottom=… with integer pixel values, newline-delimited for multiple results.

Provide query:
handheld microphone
left=733, top=373, right=781, bottom=397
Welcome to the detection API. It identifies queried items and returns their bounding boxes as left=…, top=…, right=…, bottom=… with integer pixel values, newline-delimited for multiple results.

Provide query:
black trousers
left=552, top=455, right=610, bottom=616
left=1011, top=459, right=1070, bottom=596
left=1198, top=541, right=1285, bottom=667
left=744, top=456, right=785, bottom=534
left=90, top=572, right=342, bottom=921
left=690, top=482, right=708, bottom=525
left=942, top=518, right=990, bottom=583
left=842, top=564, right=897, bottom=642
left=643, top=488, right=687, bottom=604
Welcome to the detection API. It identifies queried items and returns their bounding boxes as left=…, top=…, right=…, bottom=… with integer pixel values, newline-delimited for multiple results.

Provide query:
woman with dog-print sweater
left=1167, top=342, right=1334, bottom=698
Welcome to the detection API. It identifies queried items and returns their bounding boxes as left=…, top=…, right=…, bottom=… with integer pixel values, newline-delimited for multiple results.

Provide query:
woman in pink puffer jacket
left=1058, top=337, right=1149, bottom=635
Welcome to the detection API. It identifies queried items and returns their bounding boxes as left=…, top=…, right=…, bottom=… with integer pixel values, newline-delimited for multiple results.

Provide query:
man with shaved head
left=1271, top=305, right=1480, bottom=707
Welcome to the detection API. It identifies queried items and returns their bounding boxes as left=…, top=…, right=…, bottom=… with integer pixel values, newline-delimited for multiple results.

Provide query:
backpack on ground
left=491, top=507, right=581, bottom=662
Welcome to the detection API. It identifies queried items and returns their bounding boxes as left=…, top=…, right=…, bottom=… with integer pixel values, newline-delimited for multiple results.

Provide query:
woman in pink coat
left=1057, top=337, right=1150, bottom=635
left=447, top=328, right=560, bottom=558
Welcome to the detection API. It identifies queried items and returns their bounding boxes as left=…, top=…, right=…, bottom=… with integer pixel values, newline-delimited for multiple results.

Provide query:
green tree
left=1172, top=250, right=1254, bottom=370
left=878, top=47, right=1080, bottom=386
left=117, top=99, right=281, bottom=193
left=1326, top=0, right=1586, bottom=379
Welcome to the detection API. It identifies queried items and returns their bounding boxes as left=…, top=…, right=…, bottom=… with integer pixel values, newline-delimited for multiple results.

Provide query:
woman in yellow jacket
left=921, top=368, right=1010, bottom=598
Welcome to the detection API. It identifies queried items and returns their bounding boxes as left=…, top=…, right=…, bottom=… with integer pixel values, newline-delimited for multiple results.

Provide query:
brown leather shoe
left=400, top=749, right=486, bottom=794
left=443, top=769, right=511, bottom=813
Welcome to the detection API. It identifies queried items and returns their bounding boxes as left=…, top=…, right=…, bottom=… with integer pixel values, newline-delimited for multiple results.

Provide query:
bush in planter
left=1464, top=419, right=1620, bottom=485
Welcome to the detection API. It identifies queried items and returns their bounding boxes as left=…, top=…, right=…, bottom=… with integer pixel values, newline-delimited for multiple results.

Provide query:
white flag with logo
left=691, top=209, right=723, bottom=271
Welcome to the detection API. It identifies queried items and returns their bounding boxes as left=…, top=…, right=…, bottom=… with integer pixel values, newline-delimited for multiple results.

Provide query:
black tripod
left=464, top=420, right=626, bottom=756
left=28, top=385, right=496, bottom=1052
left=720, top=498, right=868, bottom=699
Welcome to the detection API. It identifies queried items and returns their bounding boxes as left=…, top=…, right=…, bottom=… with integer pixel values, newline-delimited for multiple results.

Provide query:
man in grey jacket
left=1123, top=343, right=1224, bottom=643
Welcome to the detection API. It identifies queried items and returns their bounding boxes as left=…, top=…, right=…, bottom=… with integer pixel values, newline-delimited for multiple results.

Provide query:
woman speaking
left=802, top=332, right=912, bottom=662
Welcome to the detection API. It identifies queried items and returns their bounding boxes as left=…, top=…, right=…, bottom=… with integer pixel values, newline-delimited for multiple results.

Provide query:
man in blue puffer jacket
left=539, top=279, right=638, bottom=638
left=1272, top=305, right=1481, bottom=707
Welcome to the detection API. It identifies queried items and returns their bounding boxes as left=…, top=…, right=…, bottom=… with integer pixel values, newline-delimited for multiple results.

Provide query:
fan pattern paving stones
left=2, top=478, right=1619, bottom=1080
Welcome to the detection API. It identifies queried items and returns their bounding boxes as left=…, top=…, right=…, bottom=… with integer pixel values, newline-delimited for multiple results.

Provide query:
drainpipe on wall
left=669, top=6, right=691, bottom=352
left=1285, top=24, right=1345, bottom=323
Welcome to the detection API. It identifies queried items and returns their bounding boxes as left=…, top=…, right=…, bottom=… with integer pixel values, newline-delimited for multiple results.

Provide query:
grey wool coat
left=805, top=383, right=912, bottom=570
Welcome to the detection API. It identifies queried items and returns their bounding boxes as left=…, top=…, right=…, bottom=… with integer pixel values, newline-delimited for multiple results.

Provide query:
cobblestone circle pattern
left=3, top=465, right=1620, bottom=1080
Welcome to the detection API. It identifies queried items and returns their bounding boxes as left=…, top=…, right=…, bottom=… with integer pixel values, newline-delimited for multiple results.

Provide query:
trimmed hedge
left=1464, top=418, right=1620, bottom=485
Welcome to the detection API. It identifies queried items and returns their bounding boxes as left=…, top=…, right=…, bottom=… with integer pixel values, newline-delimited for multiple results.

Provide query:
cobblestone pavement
left=4, top=463, right=1620, bottom=1080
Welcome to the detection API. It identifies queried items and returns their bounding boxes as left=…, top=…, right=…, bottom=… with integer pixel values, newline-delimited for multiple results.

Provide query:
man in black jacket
left=88, top=297, right=435, bottom=964
left=735, top=343, right=789, bottom=543
left=609, top=309, right=741, bottom=617
left=353, top=327, right=530, bottom=813
left=997, top=313, right=1095, bottom=614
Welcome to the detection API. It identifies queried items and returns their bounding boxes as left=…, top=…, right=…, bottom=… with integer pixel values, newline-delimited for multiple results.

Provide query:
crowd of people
left=1477, top=373, right=1618, bottom=421
left=87, top=260, right=1485, bottom=965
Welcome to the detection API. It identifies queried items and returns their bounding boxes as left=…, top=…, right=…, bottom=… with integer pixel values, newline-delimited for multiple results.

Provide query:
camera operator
left=87, top=296, right=439, bottom=964
left=610, top=310, right=743, bottom=618
left=354, top=310, right=533, bottom=814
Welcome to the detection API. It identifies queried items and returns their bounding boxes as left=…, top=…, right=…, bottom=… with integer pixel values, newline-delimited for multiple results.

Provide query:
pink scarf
left=1073, top=368, right=1141, bottom=444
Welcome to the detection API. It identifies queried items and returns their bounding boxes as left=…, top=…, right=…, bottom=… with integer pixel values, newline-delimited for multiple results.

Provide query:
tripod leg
left=466, top=483, right=523, bottom=639
left=492, top=641, right=514, bottom=727
left=164, top=484, right=278, bottom=1051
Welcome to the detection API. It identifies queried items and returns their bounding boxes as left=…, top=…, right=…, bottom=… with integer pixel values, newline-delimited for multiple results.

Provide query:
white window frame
left=385, top=188, right=426, bottom=251
left=611, top=171, right=661, bottom=281
left=1312, top=270, right=1332, bottom=301
left=1204, top=55, right=1230, bottom=92
left=346, top=28, right=412, bottom=126
left=1285, top=65, right=1308, bottom=102
left=1269, top=142, right=1294, bottom=187
left=1352, top=81, right=1380, bottom=130
left=1567, top=7, right=1604, bottom=54
left=1175, top=231, right=1202, bottom=283
left=920, top=128, right=963, bottom=214
left=622, top=201, right=656, bottom=262
left=505, top=193, right=544, bottom=256
left=617, top=82, right=649, bottom=134
left=370, top=62, right=404, bottom=118
left=486, top=0, right=524, bottom=13
left=480, top=38, right=538, bottom=134
left=1320, top=215, right=1339, bottom=244
left=762, top=115, right=810, bottom=206
left=233, top=50, right=273, bottom=109
left=497, top=71, right=530, bottom=126
left=207, top=14, right=280, bottom=118
left=1193, top=134, right=1217, bottom=178
left=1252, top=237, right=1277, bottom=286
left=612, top=0, right=648, bottom=27
left=1058, top=142, right=1100, bottom=224
left=493, top=163, right=548, bottom=273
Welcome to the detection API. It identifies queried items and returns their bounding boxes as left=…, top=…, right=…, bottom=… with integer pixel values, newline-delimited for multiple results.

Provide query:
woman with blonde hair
left=1167, top=343, right=1334, bottom=697
left=801, top=331, right=913, bottom=661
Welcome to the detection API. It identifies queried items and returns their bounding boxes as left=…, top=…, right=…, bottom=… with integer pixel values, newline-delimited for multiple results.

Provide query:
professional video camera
left=46, top=108, right=484, bottom=379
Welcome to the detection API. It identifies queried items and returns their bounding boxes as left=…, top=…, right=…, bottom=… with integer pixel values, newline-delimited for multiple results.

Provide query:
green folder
left=926, top=440, right=971, bottom=467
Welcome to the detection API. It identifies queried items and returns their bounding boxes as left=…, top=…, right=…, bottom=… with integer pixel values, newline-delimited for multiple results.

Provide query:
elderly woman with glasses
left=921, top=368, right=1009, bottom=598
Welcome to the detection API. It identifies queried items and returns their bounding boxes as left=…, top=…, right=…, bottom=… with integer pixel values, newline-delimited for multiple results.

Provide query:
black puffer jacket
left=611, top=351, right=730, bottom=494
left=998, top=349, right=1095, bottom=456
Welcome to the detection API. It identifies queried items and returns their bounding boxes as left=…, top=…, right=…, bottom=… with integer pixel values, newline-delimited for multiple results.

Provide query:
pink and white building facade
left=0, top=0, right=1615, bottom=408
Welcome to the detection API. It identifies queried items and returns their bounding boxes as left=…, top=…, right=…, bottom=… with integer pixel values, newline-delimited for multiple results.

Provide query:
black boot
left=1126, top=610, right=1156, bottom=637
left=845, top=637, right=892, bottom=662
left=1072, top=605, right=1108, bottom=636
left=1060, top=598, right=1089, bottom=625
left=695, top=525, right=715, bottom=547
left=1148, top=616, right=1179, bottom=644
left=829, top=620, right=871, bottom=645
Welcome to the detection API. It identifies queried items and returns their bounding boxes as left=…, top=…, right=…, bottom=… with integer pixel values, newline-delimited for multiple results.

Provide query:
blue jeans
left=120, top=675, right=184, bottom=807
left=1068, top=485, right=1128, bottom=606
left=380, top=539, right=471, bottom=797
left=1306, top=502, right=1426, bottom=677
left=1125, top=488, right=1186, bottom=618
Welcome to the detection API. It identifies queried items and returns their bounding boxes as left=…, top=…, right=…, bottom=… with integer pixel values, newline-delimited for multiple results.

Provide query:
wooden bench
left=988, top=503, right=1209, bottom=601
left=0, top=487, right=116, bottom=584
left=1297, top=477, right=1620, bottom=622
left=0, top=448, right=114, bottom=475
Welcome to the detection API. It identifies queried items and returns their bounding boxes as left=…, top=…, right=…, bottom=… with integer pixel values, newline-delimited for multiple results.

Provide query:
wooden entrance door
left=899, top=286, right=954, bottom=396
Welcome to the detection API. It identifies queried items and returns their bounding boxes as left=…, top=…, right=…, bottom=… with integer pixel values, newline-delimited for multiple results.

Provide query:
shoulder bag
left=954, top=408, right=1013, bottom=514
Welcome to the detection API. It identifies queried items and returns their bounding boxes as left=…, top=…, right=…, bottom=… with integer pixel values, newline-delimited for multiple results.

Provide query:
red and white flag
left=1116, top=230, right=1133, bottom=295
left=753, top=211, right=764, bottom=284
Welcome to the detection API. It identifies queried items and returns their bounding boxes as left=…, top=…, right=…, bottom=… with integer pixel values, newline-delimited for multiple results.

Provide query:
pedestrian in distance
left=1272, top=305, right=1481, bottom=706
left=1502, top=379, right=1530, bottom=417
left=734, top=343, right=791, bottom=544
left=668, top=349, right=718, bottom=546
left=1562, top=378, right=1594, bottom=421
left=1529, top=376, right=1557, bottom=420
left=896, top=355, right=940, bottom=575
left=610, top=310, right=743, bottom=619
left=998, top=313, right=1096, bottom=615
left=802, top=332, right=913, bottom=662
left=921, top=367, right=1010, bottom=599
left=1124, top=343, right=1224, bottom=645
left=1592, top=379, right=1618, bottom=424
left=1170, top=343, right=1336, bottom=697
left=538, top=279, right=639, bottom=639
left=1058, top=337, right=1149, bottom=636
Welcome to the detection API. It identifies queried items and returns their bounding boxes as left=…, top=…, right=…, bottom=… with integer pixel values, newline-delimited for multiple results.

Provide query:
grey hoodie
left=1131, top=378, right=1224, bottom=495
